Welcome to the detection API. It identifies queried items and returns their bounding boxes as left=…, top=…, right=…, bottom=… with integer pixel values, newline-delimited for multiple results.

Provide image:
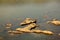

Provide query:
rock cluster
left=8, top=18, right=54, bottom=35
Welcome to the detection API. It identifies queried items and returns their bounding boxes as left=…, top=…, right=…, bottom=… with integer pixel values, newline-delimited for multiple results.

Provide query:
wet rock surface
left=47, top=19, right=60, bottom=26
left=23, top=23, right=38, bottom=30
left=20, top=18, right=36, bottom=26
left=42, top=30, right=54, bottom=35
left=8, top=30, right=23, bottom=34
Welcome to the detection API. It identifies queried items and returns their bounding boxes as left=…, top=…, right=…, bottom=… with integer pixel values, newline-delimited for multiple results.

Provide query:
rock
left=23, top=23, right=38, bottom=30
left=16, top=28, right=32, bottom=33
left=5, top=23, right=12, bottom=28
left=42, top=30, right=54, bottom=35
left=31, top=30, right=42, bottom=33
left=47, top=19, right=60, bottom=26
left=16, top=23, right=38, bottom=32
left=30, top=30, right=53, bottom=35
left=16, top=28, right=54, bottom=35
left=16, top=28, right=53, bottom=35
left=8, top=30, right=22, bottom=34
left=6, top=23, right=12, bottom=27
left=20, top=18, right=36, bottom=26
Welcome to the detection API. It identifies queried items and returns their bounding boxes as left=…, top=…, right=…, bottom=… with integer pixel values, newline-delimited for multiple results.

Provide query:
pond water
left=0, top=1, right=60, bottom=40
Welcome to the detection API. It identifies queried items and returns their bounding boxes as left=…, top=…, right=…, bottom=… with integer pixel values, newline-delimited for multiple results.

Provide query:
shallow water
left=0, top=1, right=60, bottom=40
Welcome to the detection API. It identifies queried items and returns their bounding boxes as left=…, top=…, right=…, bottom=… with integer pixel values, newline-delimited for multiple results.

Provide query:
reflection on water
left=0, top=1, right=60, bottom=40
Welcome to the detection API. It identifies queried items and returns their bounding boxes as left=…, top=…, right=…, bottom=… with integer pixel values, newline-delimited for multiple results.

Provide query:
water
left=0, top=1, right=60, bottom=40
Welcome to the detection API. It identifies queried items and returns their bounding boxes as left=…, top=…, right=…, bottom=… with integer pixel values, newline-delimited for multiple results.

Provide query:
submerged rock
left=5, top=23, right=12, bottom=28
left=47, top=19, right=60, bottom=26
left=20, top=18, right=36, bottom=26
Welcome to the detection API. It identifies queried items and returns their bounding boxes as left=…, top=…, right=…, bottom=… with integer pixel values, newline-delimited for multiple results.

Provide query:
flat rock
left=16, top=28, right=33, bottom=33
left=42, top=30, right=54, bottom=35
left=31, top=30, right=42, bottom=33
left=8, top=30, right=23, bottom=34
left=31, top=30, right=54, bottom=35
